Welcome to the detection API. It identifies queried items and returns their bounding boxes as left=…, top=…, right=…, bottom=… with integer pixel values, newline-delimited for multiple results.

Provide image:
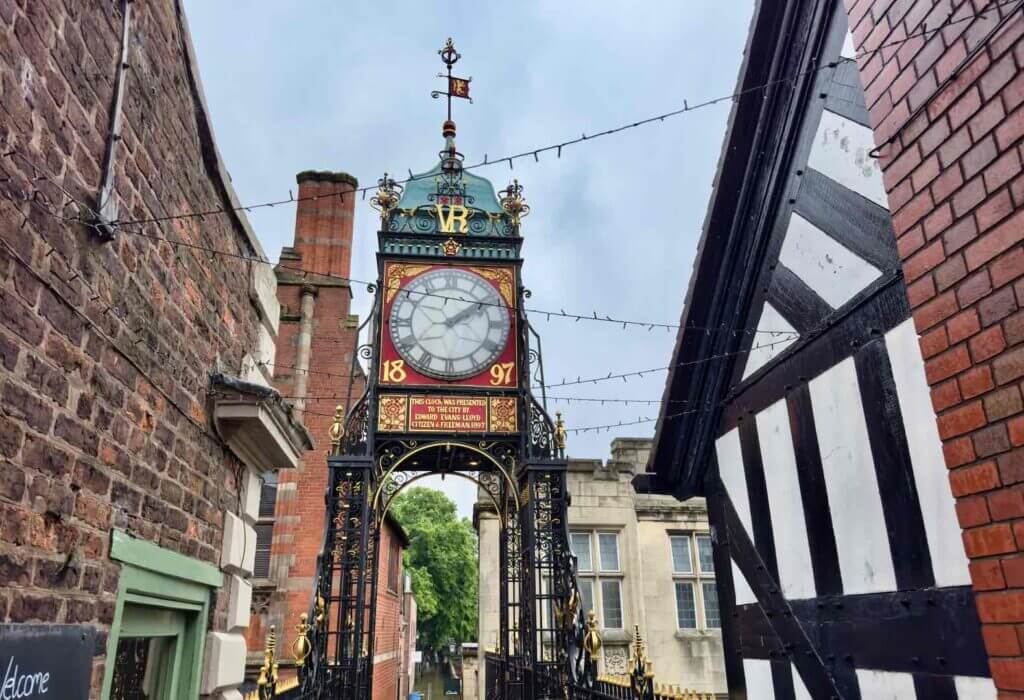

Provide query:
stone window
left=670, top=533, right=718, bottom=630
left=570, top=531, right=625, bottom=630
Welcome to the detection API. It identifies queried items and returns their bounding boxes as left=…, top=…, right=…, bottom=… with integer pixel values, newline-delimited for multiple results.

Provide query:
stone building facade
left=843, top=0, right=1024, bottom=692
left=0, top=1, right=312, bottom=698
left=476, top=438, right=726, bottom=698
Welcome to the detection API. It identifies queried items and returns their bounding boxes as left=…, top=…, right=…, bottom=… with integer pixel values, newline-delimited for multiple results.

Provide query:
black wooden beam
left=767, top=263, right=834, bottom=334
left=855, top=339, right=936, bottom=590
left=704, top=458, right=751, bottom=696
left=913, top=674, right=957, bottom=699
left=821, top=59, right=872, bottom=126
left=720, top=271, right=910, bottom=430
left=735, top=586, right=990, bottom=677
left=795, top=169, right=898, bottom=273
left=786, top=385, right=843, bottom=596
left=719, top=483, right=843, bottom=698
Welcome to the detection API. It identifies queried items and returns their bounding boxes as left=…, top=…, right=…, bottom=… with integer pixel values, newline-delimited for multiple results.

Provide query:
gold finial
left=499, top=179, right=530, bottom=228
left=582, top=610, right=602, bottom=658
left=554, top=411, right=567, bottom=452
left=329, top=405, right=344, bottom=454
left=292, top=612, right=312, bottom=667
left=257, top=625, right=279, bottom=698
left=315, top=594, right=326, bottom=627
left=370, top=173, right=402, bottom=224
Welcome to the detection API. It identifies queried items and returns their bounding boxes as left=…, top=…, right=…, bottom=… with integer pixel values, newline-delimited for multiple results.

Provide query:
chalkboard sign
left=0, top=624, right=95, bottom=700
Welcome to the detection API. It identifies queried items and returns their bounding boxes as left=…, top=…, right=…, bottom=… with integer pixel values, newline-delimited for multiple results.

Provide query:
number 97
left=489, top=362, right=514, bottom=386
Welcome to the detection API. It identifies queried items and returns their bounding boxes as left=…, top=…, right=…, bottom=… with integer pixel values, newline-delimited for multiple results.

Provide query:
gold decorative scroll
left=384, top=264, right=432, bottom=305
left=475, top=267, right=515, bottom=307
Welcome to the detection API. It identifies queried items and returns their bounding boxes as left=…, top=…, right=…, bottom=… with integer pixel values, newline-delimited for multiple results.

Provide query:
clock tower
left=299, top=39, right=591, bottom=700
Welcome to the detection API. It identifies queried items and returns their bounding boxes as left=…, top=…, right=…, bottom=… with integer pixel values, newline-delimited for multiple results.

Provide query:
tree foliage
left=391, top=487, right=478, bottom=651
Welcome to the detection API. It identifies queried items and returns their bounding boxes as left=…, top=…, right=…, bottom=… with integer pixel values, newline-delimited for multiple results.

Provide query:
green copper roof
left=396, top=161, right=504, bottom=214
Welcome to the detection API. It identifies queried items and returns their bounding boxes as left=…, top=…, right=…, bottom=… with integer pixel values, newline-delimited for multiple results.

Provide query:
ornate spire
left=431, top=38, right=472, bottom=175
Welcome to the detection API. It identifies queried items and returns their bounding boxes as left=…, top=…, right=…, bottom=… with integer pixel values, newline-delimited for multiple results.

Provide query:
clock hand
left=444, top=301, right=486, bottom=327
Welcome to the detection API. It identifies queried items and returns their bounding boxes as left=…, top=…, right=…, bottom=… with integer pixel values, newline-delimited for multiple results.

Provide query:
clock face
left=388, top=268, right=512, bottom=380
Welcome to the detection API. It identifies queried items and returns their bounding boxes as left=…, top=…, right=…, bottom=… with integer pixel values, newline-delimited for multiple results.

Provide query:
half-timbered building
left=637, top=0, right=997, bottom=696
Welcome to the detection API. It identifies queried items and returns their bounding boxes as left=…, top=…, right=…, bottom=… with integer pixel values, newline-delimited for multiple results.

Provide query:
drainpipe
left=94, top=0, right=133, bottom=240
left=292, top=284, right=317, bottom=417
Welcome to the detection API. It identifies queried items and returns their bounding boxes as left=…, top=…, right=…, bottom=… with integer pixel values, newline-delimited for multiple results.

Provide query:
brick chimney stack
left=250, top=169, right=366, bottom=661
left=291, top=170, right=359, bottom=278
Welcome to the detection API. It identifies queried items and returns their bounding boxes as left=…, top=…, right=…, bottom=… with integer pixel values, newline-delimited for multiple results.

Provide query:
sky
left=183, top=1, right=755, bottom=517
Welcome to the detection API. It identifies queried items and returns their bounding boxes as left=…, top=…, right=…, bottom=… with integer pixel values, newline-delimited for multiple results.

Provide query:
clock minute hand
left=444, top=301, right=486, bottom=327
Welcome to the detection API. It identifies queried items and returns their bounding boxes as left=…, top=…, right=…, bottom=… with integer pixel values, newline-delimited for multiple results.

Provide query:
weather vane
left=431, top=38, right=472, bottom=135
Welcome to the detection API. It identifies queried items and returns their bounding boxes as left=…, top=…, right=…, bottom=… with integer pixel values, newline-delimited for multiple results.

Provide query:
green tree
left=391, top=487, right=478, bottom=652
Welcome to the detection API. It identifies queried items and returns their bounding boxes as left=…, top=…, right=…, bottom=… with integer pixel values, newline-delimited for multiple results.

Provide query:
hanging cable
left=83, top=0, right=1018, bottom=230
left=0, top=166, right=797, bottom=337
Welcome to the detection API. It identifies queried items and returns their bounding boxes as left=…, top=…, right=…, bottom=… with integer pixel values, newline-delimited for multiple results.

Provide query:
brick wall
left=373, top=521, right=404, bottom=700
left=259, top=171, right=369, bottom=652
left=845, top=0, right=1024, bottom=692
left=0, top=0, right=273, bottom=695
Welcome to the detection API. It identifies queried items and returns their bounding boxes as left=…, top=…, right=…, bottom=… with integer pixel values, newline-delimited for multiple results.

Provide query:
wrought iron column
left=518, top=460, right=572, bottom=699
left=303, top=456, right=378, bottom=700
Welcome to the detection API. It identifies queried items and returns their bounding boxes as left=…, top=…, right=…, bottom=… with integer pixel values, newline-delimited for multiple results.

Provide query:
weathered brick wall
left=262, top=172, right=367, bottom=647
left=0, top=0, right=270, bottom=694
left=845, top=0, right=1024, bottom=692
left=373, top=520, right=403, bottom=700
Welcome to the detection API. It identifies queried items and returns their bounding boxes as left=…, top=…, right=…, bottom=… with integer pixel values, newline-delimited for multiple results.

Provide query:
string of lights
left=0, top=233, right=217, bottom=439
left=254, top=335, right=793, bottom=389
left=0, top=164, right=799, bottom=337
left=94, top=0, right=1017, bottom=231
left=292, top=403, right=706, bottom=435
left=280, top=391, right=686, bottom=407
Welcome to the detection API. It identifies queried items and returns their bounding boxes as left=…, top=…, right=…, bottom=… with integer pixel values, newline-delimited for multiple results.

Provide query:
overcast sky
left=183, top=1, right=755, bottom=517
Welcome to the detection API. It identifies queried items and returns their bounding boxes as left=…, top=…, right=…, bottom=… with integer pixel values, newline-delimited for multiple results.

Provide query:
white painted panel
left=809, top=358, right=897, bottom=594
left=743, top=659, right=776, bottom=700
left=778, top=213, right=882, bottom=309
left=732, top=560, right=756, bottom=606
left=757, top=399, right=816, bottom=599
left=855, top=669, right=917, bottom=699
left=717, top=429, right=757, bottom=605
left=808, top=109, right=888, bottom=208
left=717, top=429, right=752, bottom=533
left=841, top=31, right=856, bottom=59
left=742, top=303, right=798, bottom=379
left=792, top=664, right=813, bottom=700
left=955, top=675, right=998, bottom=699
left=886, top=319, right=972, bottom=587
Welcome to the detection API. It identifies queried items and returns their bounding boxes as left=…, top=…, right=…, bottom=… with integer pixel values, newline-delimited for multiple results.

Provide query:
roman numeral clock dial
left=388, top=268, right=511, bottom=380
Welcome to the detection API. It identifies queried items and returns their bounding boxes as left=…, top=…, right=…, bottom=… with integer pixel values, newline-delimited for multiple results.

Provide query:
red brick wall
left=0, top=1, right=267, bottom=695
left=258, top=171, right=377, bottom=665
left=845, top=0, right=1024, bottom=692
left=373, top=521, right=404, bottom=700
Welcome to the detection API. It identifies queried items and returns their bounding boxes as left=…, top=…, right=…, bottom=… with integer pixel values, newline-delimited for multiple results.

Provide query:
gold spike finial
left=292, top=612, right=312, bottom=667
left=554, top=411, right=567, bottom=452
left=329, top=405, right=345, bottom=453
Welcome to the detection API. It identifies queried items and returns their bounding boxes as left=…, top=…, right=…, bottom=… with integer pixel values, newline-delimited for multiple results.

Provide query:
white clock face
left=388, top=268, right=511, bottom=380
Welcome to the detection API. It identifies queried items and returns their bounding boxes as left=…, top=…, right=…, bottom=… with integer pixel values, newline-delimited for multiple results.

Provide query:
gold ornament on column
left=256, top=625, right=279, bottom=700
left=292, top=612, right=312, bottom=668
left=583, top=610, right=602, bottom=659
left=554, top=411, right=567, bottom=453
left=329, top=405, right=345, bottom=455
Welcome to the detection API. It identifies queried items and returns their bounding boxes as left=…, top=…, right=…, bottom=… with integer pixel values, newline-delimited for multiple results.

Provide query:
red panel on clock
left=379, top=262, right=518, bottom=388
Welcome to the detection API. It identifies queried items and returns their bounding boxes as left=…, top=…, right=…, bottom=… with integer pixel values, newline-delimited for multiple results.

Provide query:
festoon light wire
left=96, top=0, right=1019, bottom=228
